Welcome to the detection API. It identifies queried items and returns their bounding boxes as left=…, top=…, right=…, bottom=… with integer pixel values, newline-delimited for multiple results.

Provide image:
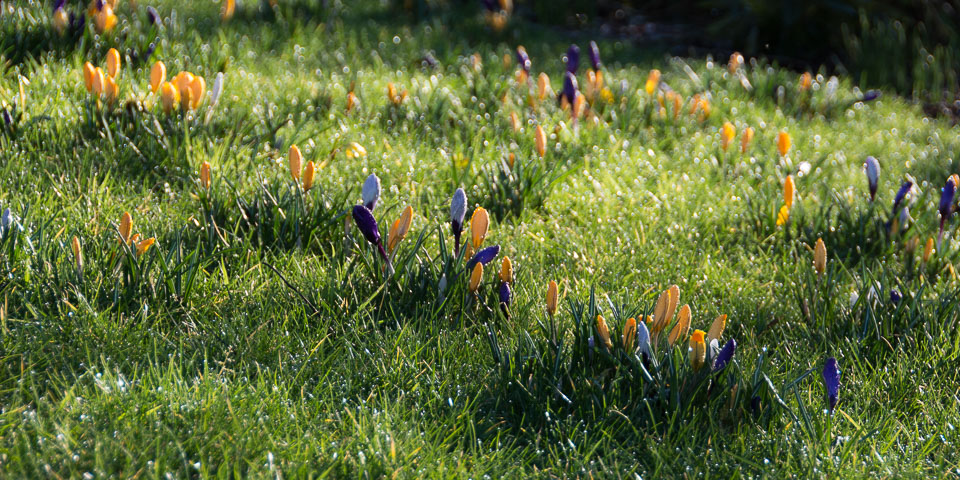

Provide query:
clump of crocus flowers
left=777, top=175, right=795, bottom=226
left=82, top=49, right=122, bottom=108
left=117, top=211, right=156, bottom=257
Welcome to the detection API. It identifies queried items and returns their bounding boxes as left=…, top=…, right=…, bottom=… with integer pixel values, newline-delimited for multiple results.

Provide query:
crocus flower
left=651, top=285, right=679, bottom=335
left=106, top=48, right=121, bottom=79
left=535, top=125, right=546, bottom=157
left=200, top=161, right=211, bottom=190
left=119, top=211, right=133, bottom=244
left=499, top=256, right=513, bottom=283
left=622, top=317, right=637, bottom=351
left=209, top=72, right=224, bottom=107
left=94, top=4, right=118, bottom=34
left=470, top=207, right=489, bottom=252
left=515, top=46, right=530, bottom=74
left=136, top=236, right=156, bottom=256
left=189, top=75, right=205, bottom=109
left=537, top=73, right=550, bottom=100
left=721, top=122, right=736, bottom=151
left=346, top=91, right=358, bottom=113
left=103, top=75, right=119, bottom=108
left=799, top=72, right=812, bottom=91
left=707, top=314, right=726, bottom=344
left=510, top=112, right=521, bottom=132
left=53, top=6, right=69, bottom=34
left=221, top=0, right=236, bottom=20
left=468, top=262, right=483, bottom=293
left=814, top=238, right=827, bottom=275
left=636, top=320, right=651, bottom=360
left=924, top=237, right=935, bottom=262
left=644, top=69, right=660, bottom=95
left=160, top=81, right=178, bottom=114
left=821, top=357, right=840, bottom=412
left=546, top=280, right=558, bottom=317
left=146, top=6, right=160, bottom=25
left=150, top=61, right=165, bottom=94
left=596, top=314, right=613, bottom=349
left=559, top=72, right=578, bottom=108
left=302, top=161, right=316, bottom=191
left=467, top=245, right=500, bottom=269
left=588, top=41, right=601, bottom=71
left=83, top=62, right=96, bottom=92
left=667, top=304, right=691, bottom=347
left=890, top=289, right=902, bottom=305
left=938, top=177, right=956, bottom=248
left=387, top=206, right=414, bottom=254
left=565, top=44, right=579, bottom=74
left=740, top=127, right=755, bottom=154
left=72, top=235, right=83, bottom=272
left=689, top=330, right=706, bottom=370
left=777, top=130, right=791, bottom=157
left=499, top=281, right=511, bottom=315
left=784, top=175, right=795, bottom=209
left=862, top=90, right=880, bottom=102
left=386, top=83, right=407, bottom=106
left=91, top=67, right=105, bottom=97
left=450, top=188, right=467, bottom=256
left=864, top=156, right=880, bottom=202
left=728, top=52, right=743, bottom=73
left=712, top=339, right=736, bottom=372
left=362, top=174, right=381, bottom=210
left=351, top=205, right=390, bottom=268
left=288, top=145, right=303, bottom=181
left=891, top=180, right=912, bottom=216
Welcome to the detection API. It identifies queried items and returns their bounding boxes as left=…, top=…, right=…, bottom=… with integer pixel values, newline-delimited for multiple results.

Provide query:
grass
left=2, top=0, right=960, bottom=477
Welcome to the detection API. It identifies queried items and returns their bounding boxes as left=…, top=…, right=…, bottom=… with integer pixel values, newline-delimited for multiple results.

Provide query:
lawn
left=2, top=0, right=960, bottom=477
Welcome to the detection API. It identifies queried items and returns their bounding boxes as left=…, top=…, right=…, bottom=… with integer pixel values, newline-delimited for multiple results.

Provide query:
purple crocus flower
left=862, top=90, right=881, bottom=102
left=516, top=47, right=530, bottom=74
left=95, top=0, right=105, bottom=11
left=467, top=245, right=500, bottom=269
left=588, top=41, right=601, bottom=71
left=565, top=44, right=580, bottom=74
left=1, top=110, right=11, bottom=127
left=712, top=339, right=736, bottom=372
left=146, top=6, right=160, bottom=26
left=450, top=188, right=467, bottom=256
left=864, top=156, right=880, bottom=202
left=891, top=180, right=912, bottom=215
left=352, top=205, right=391, bottom=271
left=822, top=357, right=840, bottom=413
left=53, top=0, right=66, bottom=12
left=890, top=289, right=901, bottom=305
left=499, top=282, right=512, bottom=317
left=559, top=71, right=578, bottom=106
left=938, top=177, right=956, bottom=248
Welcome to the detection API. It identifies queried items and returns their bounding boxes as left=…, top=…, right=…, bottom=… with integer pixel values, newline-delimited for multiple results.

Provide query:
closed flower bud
left=467, top=245, right=500, bottom=270
left=667, top=304, right=691, bottom=347
left=103, top=75, right=119, bottom=107
left=94, top=4, right=117, bottom=34
left=565, top=44, right=580, bottom=74
left=535, top=125, right=546, bottom=157
left=351, top=205, right=381, bottom=246
left=560, top=71, right=578, bottom=107
left=302, top=161, right=316, bottom=191
left=728, top=52, right=743, bottom=73
left=499, top=281, right=512, bottom=309
left=864, top=156, right=880, bottom=201
left=499, top=256, right=513, bottom=283
left=150, top=61, right=166, bottom=94
left=622, top=317, right=637, bottom=351
left=72, top=235, right=83, bottom=270
left=288, top=145, right=303, bottom=181
left=221, top=0, right=235, bottom=20
left=799, top=72, right=812, bottom=91
left=468, top=262, right=483, bottom=293
left=387, top=206, right=414, bottom=254
left=83, top=62, right=96, bottom=92
left=721, top=122, right=736, bottom=151
left=651, top=285, right=679, bottom=334
left=119, top=211, right=133, bottom=244
left=588, top=40, right=601, bottom=71
left=189, top=75, right=205, bottom=109
left=712, top=338, right=736, bottom=372
left=92, top=67, right=105, bottom=96
left=450, top=188, right=467, bottom=235
left=814, top=238, right=827, bottom=275
left=740, top=126, right=754, bottom=154
left=784, top=175, right=795, bottom=209
left=470, top=207, right=489, bottom=249
left=179, top=84, right=193, bottom=111
left=537, top=73, right=550, bottom=100
left=136, top=237, right=156, bottom=256
left=924, top=237, right=935, bottom=262
left=346, top=91, right=359, bottom=112
left=515, top=46, right=530, bottom=73
left=689, top=330, right=706, bottom=370
left=822, top=357, right=840, bottom=412
left=636, top=321, right=651, bottom=359
left=106, top=48, right=121, bottom=79
left=707, top=314, right=726, bottom=344
left=596, top=314, right=613, bottom=349
left=645, top=69, right=660, bottom=95
left=200, top=161, right=211, bottom=190
left=777, top=130, right=791, bottom=157
left=362, top=174, right=381, bottom=211
left=53, top=7, right=69, bottom=33
left=160, top=81, right=178, bottom=114
left=546, top=280, right=558, bottom=317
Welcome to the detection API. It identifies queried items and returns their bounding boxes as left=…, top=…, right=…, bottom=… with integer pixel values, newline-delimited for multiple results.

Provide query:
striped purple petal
left=891, top=180, right=912, bottom=214
left=565, top=44, right=580, bottom=74
left=712, top=339, right=736, bottom=372
left=467, top=245, right=500, bottom=269
left=351, top=205, right=380, bottom=246
left=821, top=357, right=840, bottom=412
left=588, top=41, right=601, bottom=71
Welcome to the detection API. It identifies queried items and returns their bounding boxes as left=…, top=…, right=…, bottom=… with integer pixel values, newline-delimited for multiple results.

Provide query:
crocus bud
left=622, top=317, right=637, bottom=351
left=302, top=161, right=316, bottom=191
left=924, top=237, right=935, bottom=262
left=799, top=72, right=812, bottom=91
left=160, top=81, right=178, bottom=114
left=939, top=176, right=956, bottom=248
left=636, top=321, right=651, bottom=360
left=784, top=175, right=795, bottom=209
left=721, top=122, right=735, bottom=151
left=535, top=125, right=546, bottom=157
left=891, top=180, right=912, bottom=215
left=72, top=235, right=83, bottom=271
left=387, top=206, right=414, bottom=254
left=740, top=127, right=754, bottom=154
left=651, top=285, right=679, bottom=334
left=470, top=207, right=489, bottom=250
left=94, top=4, right=117, bottom=34
left=565, top=44, right=580, bottom=74
left=777, top=130, right=791, bottom=157
left=890, top=289, right=902, bottom=305
left=499, top=282, right=511, bottom=314
left=200, top=161, right=211, bottom=190
left=119, top=211, right=133, bottom=244
left=707, top=314, right=726, bottom=344
left=814, top=238, right=827, bottom=275
left=862, top=90, right=880, bottom=102
left=83, top=62, right=96, bottom=92
left=596, top=314, right=612, bottom=349
left=588, top=41, right=601, bottom=71
left=822, top=357, right=840, bottom=412
left=106, top=48, right=121, bottom=79
left=689, top=330, right=706, bottom=370
left=362, top=174, right=381, bottom=211
left=103, top=75, right=119, bottom=107
left=136, top=237, right=156, bottom=256
left=467, top=245, right=500, bottom=270
left=667, top=304, right=691, bottom=347
left=537, top=73, right=550, bottom=100
left=351, top=205, right=381, bottom=246
left=468, top=262, right=483, bottom=293
left=288, top=145, right=303, bottom=181
left=546, top=280, right=558, bottom=317
left=146, top=6, right=160, bottom=25
left=150, top=61, right=165, bottom=94
left=644, top=69, right=660, bottom=95
left=91, top=67, right=105, bottom=96
left=451, top=187, right=467, bottom=235
left=189, top=75, right=205, bottom=109
left=728, top=52, right=743, bottom=73
left=864, top=156, right=880, bottom=201
left=712, top=339, right=736, bottom=372
left=515, top=46, right=530, bottom=73
left=499, top=256, right=513, bottom=283
left=560, top=71, right=578, bottom=107
left=221, top=0, right=236, bottom=20
left=53, top=7, right=69, bottom=33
